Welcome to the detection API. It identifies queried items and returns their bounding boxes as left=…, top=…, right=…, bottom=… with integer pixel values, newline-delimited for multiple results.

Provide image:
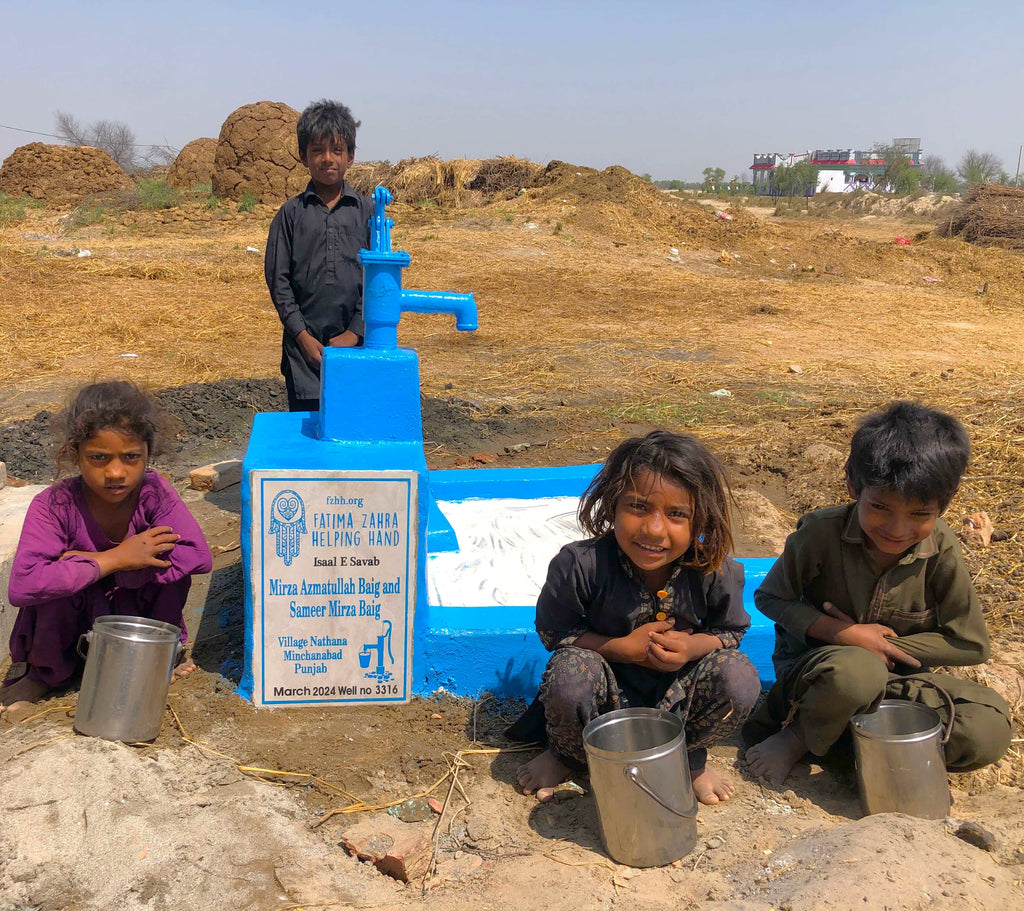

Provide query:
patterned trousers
left=538, top=646, right=761, bottom=772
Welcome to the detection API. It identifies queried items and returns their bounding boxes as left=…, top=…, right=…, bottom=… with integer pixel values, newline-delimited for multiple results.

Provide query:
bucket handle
left=76, top=630, right=93, bottom=659
left=623, top=765, right=695, bottom=818
left=887, top=674, right=956, bottom=744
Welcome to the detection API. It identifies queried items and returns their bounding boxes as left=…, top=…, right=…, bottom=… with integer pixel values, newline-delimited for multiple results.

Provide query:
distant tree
left=771, top=160, right=818, bottom=198
left=653, top=179, right=700, bottom=191
left=872, top=144, right=921, bottom=195
left=55, top=111, right=137, bottom=171
left=701, top=167, right=726, bottom=192
left=920, top=155, right=958, bottom=193
left=640, top=172, right=652, bottom=182
left=956, top=150, right=1003, bottom=186
left=53, top=110, right=175, bottom=173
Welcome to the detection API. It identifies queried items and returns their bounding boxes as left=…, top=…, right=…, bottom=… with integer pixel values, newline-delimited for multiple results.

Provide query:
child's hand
left=620, top=620, right=675, bottom=664
left=646, top=628, right=699, bottom=672
left=328, top=329, right=359, bottom=348
left=823, top=601, right=921, bottom=670
left=114, top=526, right=181, bottom=571
left=296, top=329, right=324, bottom=367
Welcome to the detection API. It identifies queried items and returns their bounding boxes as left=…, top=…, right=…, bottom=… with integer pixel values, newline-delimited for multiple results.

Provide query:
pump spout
left=400, top=289, right=477, bottom=332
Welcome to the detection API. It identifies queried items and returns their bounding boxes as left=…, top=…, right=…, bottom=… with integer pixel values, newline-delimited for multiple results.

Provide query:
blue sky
left=2, top=0, right=1022, bottom=182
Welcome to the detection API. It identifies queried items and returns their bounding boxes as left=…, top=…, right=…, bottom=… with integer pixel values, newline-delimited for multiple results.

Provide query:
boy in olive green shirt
left=743, top=402, right=1011, bottom=785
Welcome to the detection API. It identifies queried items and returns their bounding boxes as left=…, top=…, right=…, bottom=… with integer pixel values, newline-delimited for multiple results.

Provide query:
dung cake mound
left=211, top=101, right=305, bottom=203
left=167, top=137, right=218, bottom=191
left=0, top=142, right=133, bottom=206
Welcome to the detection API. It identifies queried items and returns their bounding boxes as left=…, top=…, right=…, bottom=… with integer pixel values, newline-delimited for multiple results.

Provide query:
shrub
left=137, top=178, right=179, bottom=210
left=66, top=204, right=108, bottom=229
left=0, top=193, right=28, bottom=225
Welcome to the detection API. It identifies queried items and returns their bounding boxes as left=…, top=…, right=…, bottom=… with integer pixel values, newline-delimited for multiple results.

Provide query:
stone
left=189, top=459, right=242, bottom=492
left=950, top=820, right=997, bottom=852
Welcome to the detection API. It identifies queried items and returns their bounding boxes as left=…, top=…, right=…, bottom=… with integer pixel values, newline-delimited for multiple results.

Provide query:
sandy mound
left=166, top=137, right=218, bottom=190
left=0, top=732, right=401, bottom=910
left=0, top=142, right=133, bottom=206
left=211, top=101, right=305, bottom=203
left=521, top=160, right=771, bottom=245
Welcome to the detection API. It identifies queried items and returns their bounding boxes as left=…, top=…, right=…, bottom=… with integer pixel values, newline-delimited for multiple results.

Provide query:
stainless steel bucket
left=582, top=707, right=697, bottom=867
left=73, top=615, right=181, bottom=743
left=850, top=688, right=953, bottom=819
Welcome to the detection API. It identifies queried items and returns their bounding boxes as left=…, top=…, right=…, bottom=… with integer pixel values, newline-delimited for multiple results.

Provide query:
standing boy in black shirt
left=265, top=99, right=374, bottom=412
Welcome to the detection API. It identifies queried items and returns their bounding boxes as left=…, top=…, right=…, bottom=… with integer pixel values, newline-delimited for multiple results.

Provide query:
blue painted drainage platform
left=419, top=463, right=777, bottom=698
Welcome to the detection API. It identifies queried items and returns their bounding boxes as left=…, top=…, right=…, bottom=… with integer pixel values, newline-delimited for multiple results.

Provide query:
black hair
left=54, top=380, right=166, bottom=475
left=297, top=99, right=360, bottom=159
left=578, top=430, right=734, bottom=573
left=845, top=401, right=969, bottom=510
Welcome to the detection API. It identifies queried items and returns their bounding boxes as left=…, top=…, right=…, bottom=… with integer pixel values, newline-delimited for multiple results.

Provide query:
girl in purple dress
left=2, top=381, right=212, bottom=712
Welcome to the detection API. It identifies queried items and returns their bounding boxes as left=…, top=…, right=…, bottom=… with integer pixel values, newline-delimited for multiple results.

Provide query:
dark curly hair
left=54, top=380, right=167, bottom=475
left=297, top=99, right=360, bottom=159
left=845, top=401, right=969, bottom=511
left=578, top=430, right=734, bottom=573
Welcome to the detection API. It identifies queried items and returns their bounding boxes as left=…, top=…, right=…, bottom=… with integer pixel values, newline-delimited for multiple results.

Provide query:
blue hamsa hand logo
left=269, top=489, right=306, bottom=566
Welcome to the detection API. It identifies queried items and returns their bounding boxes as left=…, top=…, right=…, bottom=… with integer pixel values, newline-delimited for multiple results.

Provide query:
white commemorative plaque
left=249, top=469, right=417, bottom=705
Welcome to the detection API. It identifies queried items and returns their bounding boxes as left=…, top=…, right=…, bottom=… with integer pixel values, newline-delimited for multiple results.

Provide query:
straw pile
left=346, top=161, right=397, bottom=197
left=936, top=184, right=1024, bottom=247
left=383, top=157, right=485, bottom=207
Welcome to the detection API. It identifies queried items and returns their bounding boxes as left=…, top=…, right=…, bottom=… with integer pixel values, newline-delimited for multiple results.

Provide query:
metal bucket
left=582, top=707, right=697, bottom=867
left=73, top=616, right=181, bottom=743
left=850, top=687, right=953, bottom=819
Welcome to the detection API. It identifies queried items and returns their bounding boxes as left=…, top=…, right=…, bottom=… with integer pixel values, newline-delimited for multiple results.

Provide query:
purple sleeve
left=7, top=490, right=101, bottom=607
left=114, top=474, right=213, bottom=589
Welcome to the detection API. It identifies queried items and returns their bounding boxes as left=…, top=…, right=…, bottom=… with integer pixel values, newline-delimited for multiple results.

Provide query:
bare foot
left=744, top=725, right=808, bottom=786
left=517, top=749, right=571, bottom=801
left=171, top=655, right=196, bottom=682
left=0, top=675, right=52, bottom=714
left=691, top=765, right=736, bottom=805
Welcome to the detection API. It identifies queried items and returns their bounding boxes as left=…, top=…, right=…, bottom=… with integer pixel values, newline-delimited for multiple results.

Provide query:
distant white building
left=750, top=139, right=922, bottom=195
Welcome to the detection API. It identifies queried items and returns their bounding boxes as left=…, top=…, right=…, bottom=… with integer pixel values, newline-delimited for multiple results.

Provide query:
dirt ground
left=1, top=179, right=1023, bottom=910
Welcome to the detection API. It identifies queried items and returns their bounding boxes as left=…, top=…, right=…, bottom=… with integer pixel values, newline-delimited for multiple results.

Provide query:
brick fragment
left=189, top=459, right=242, bottom=492
left=340, top=815, right=433, bottom=883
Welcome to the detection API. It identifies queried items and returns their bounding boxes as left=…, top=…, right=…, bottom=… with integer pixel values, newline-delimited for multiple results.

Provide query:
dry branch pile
left=469, top=157, right=543, bottom=196
left=0, top=142, right=133, bottom=206
left=937, top=184, right=1024, bottom=247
